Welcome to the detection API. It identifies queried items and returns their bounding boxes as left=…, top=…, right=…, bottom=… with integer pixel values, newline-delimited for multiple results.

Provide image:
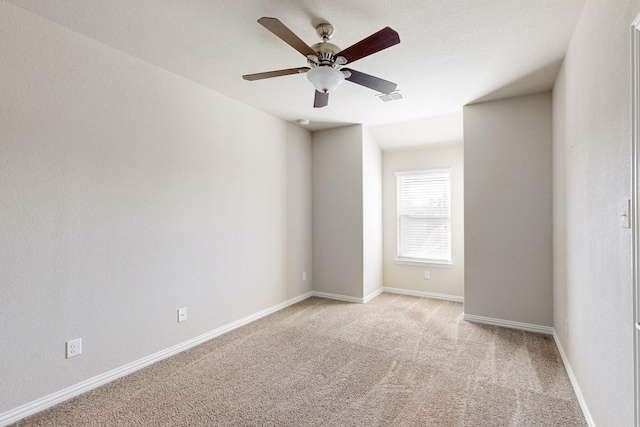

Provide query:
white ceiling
left=8, top=0, right=586, bottom=150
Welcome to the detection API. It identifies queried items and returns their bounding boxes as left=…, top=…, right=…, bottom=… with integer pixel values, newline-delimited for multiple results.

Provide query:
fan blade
left=343, top=68, right=397, bottom=94
left=337, top=27, right=400, bottom=64
left=314, top=90, right=329, bottom=108
left=243, top=67, right=309, bottom=81
left=258, top=17, right=316, bottom=57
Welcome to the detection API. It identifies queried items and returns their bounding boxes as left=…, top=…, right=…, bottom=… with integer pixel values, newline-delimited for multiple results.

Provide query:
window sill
left=394, top=258, right=454, bottom=268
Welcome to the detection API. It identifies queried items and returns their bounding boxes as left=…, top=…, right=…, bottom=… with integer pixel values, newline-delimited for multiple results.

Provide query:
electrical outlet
left=178, top=307, right=187, bottom=322
left=424, top=271, right=430, bottom=280
left=302, top=272, right=307, bottom=281
left=66, top=338, right=82, bottom=359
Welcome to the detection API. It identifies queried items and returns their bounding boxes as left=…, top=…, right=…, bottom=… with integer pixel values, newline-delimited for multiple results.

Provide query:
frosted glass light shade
left=306, top=66, right=345, bottom=93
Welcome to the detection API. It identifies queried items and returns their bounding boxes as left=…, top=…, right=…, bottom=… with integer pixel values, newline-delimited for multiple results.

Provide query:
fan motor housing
left=310, top=43, right=341, bottom=67
left=312, top=42, right=340, bottom=54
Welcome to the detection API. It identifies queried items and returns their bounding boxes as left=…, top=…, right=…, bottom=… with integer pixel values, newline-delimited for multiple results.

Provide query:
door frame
left=632, top=13, right=640, bottom=427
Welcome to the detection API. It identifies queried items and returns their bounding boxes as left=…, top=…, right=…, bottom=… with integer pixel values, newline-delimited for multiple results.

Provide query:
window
left=395, top=169, right=452, bottom=266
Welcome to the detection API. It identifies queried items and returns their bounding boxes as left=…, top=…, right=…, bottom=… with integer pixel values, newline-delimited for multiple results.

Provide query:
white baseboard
left=383, top=287, right=463, bottom=303
left=364, top=287, right=384, bottom=303
left=311, top=288, right=462, bottom=304
left=2, top=291, right=595, bottom=427
left=552, top=331, right=596, bottom=427
left=462, top=313, right=554, bottom=335
left=0, top=291, right=314, bottom=427
left=311, top=291, right=365, bottom=303
left=461, top=315, right=595, bottom=425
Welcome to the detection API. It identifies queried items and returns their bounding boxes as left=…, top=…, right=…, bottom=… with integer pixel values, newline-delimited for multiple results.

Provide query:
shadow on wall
left=470, top=60, right=564, bottom=105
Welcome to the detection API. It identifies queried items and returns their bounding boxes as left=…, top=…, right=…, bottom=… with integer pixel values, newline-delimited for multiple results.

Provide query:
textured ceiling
left=7, top=0, right=586, bottom=149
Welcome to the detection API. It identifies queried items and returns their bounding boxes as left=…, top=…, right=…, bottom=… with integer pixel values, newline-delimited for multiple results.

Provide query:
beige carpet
left=13, top=294, right=586, bottom=426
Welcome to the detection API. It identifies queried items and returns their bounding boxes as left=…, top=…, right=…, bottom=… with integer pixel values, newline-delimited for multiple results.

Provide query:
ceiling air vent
left=376, top=90, right=405, bottom=102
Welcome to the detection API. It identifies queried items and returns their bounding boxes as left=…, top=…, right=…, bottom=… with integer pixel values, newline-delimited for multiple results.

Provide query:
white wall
left=0, top=3, right=312, bottom=413
left=312, top=125, right=364, bottom=298
left=463, top=92, right=553, bottom=327
left=553, top=1, right=638, bottom=424
left=362, top=127, right=383, bottom=298
left=312, top=125, right=384, bottom=300
left=382, top=143, right=464, bottom=297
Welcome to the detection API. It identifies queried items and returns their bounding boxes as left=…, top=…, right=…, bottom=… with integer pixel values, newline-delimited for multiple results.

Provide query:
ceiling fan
left=242, top=17, right=401, bottom=108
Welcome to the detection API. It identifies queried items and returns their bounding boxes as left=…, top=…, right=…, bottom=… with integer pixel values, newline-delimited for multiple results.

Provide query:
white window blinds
left=396, top=169, right=452, bottom=264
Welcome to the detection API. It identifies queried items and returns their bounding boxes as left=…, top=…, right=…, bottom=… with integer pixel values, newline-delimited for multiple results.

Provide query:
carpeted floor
left=12, top=294, right=587, bottom=426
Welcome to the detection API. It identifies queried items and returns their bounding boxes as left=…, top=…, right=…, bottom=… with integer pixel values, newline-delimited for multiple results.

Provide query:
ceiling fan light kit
left=306, top=65, right=344, bottom=93
left=242, top=17, right=400, bottom=108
